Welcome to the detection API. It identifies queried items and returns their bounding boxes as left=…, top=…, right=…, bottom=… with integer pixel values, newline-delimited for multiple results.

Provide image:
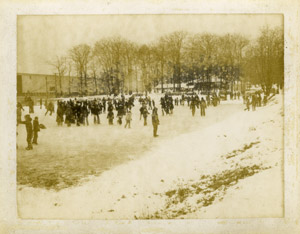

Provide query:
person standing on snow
left=244, top=96, right=251, bottom=111
left=190, top=99, right=197, bottom=116
left=251, top=94, right=257, bottom=111
left=124, top=110, right=132, bottom=128
left=28, top=97, right=34, bottom=113
left=142, top=106, right=150, bottom=126
left=152, top=107, right=159, bottom=137
left=45, top=101, right=54, bottom=116
left=32, top=116, right=40, bottom=145
left=19, top=114, right=33, bottom=150
left=200, top=97, right=207, bottom=116
left=107, top=110, right=114, bottom=125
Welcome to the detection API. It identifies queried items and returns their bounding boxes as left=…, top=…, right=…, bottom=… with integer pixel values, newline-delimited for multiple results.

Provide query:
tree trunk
left=135, top=67, right=138, bottom=93
left=94, top=74, right=97, bottom=94
left=59, top=75, right=62, bottom=96
left=160, top=62, right=164, bottom=93
left=69, top=73, right=71, bottom=95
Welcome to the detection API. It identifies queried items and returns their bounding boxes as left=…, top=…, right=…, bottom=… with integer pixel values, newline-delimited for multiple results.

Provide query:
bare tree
left=66, top=58, right=73, bottom=95
left=137, top=44, right=153, bottom=94
left=94, top=39, right=114, bottom=94
left=69, top=44, right=91, bottom=95
left=153, top=37, right=167, bottom=93
left=89, top=56, right=99, bottom=94
left=48, top=56, right=67, bottom=96
left=243, top=26, right=283, bottom=91
left=121, top=40, right=137, bottom=93
left=164, top=31, right=188, bottom=90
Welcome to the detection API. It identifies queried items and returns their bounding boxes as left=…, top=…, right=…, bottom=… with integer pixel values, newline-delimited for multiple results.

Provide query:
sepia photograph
left=15, top=14, right=286, bottom=220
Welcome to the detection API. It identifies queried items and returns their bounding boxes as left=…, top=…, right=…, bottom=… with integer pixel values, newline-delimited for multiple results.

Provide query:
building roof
left=17, top=72, right=77, bottom=79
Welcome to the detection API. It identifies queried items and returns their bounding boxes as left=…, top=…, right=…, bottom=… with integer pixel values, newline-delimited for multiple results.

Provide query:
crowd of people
left=244, top=92, right=269, bottom=111
left=17, top=87, right=278, bottom=150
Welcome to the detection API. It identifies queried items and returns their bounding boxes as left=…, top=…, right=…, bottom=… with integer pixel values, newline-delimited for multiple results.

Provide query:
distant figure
left=17, top=102, right=24, bottom=125
left=45, top=101, right=54, bottom=116
left=244, top=96, right=250, bottom=111
left=40, top=98, right=43, bottom=109
left=20, top=114, right=33, bottom=150
left=152, top=107, right=159, bottom=137
left=251, top=94, right=257, bottom=111
left=124, top=110, right=132, bottom=128
left=142, top=106, right=150, bottom=126
left=107, top=110, right=114, bottom=125
left=160, top=97, right=165, bottom=116
left=200, top=97, right=207, bottom=116
left=206, top=95, right=210, bottom=107
left=190, top=99, right=196, bottom=116
left=139, top=105, right=145, bottom=120
left=257, top=93, right=262, bottom=107
left=29, top=97, right=34, bottom=113
left=117, top=104, right=124, bottom=125
left=82, top=103, right=89, bottom=126
left=32, top=116, right=40, bottom=144
left=56, top=103, right=64, bottom=126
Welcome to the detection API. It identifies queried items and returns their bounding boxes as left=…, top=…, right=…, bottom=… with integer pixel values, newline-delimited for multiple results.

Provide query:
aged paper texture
left=1, top=0, right=300, bottom=233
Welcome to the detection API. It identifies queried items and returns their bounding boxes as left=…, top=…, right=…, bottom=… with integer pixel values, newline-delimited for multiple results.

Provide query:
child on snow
left=124, top=110, right=132, bottom=128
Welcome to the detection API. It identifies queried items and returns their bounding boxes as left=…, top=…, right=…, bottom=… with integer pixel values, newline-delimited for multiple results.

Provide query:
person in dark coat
left=64, top=104, right=73, bottom=127
left=190, top=99, right=197, bottom=116
left=139, top=105, right=145, bottom=120
left=107, top=110, right=114, bottom=125
left=251, top=94, right=257, bottom=111
left=117, top=104, right=124, bottom=125
left=45, top=101, right=54, bottom=116
left=82, top=103, right=89, bottom=126
left=20, top=114, right=33, bottom=150
left=200, top=97, right=207, bottom=116
left=244, top=96, right=251, bottom=111
left=257, top=93, right=262, bottom=107
left=152, top=107, right=159, bottom=137
left=169, top=99, right=174, bottom=115
left=56, top=102, right=64, bottom=126
left=29, top=97, right=34, bottom=113
left=206, top=95, right=210, bottom=107
left=32, top=116, right=40, bottom=144
left=91, top=101, right=100, bottom=124
left=40, top=98, right=43, bottom=109
left=142, top=106, right=150, bottom=126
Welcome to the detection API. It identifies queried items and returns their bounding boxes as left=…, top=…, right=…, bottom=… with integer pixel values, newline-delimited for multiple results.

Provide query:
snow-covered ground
left=17, top=94, right=283, bottom=219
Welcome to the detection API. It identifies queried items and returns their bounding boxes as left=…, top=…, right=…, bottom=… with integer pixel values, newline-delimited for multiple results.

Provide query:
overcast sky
left=17, top=14, right=283, bottom=75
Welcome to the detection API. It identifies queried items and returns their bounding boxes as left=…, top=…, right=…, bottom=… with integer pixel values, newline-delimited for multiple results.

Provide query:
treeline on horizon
left=49, top=25, right=283, bottom=95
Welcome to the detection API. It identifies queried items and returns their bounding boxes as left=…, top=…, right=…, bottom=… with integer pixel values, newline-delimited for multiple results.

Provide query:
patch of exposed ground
left=223, top=141, right=260, bottom=159
left=138, top=164, right=270, bottom=219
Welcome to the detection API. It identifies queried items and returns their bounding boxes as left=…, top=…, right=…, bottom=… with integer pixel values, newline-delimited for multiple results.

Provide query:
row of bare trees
left=48, top=25, right=283, bottom=96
